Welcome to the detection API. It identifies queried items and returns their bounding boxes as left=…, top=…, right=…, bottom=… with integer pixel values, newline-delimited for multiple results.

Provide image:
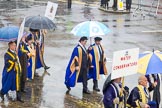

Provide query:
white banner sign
left=111, top=48, right=139, bottom=80
left=16, top=18, right=25, bottom=49
left=45, top=1, right=58, bottom=20
left=118, top=0, right=124, bottom=10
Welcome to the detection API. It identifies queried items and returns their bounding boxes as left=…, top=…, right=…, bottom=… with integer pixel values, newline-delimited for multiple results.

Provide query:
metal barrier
left=148, top=0, right=161, bottom=17
left=133, top=0, right=145, bottom=18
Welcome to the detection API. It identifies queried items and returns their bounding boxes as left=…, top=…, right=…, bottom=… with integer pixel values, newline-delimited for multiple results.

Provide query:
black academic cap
left=94, top=37, right=102, bottom=41
left=79, top=36, right=88, bottom=42
left=8, top=40, right=16, bottom=46
left=26, top=34, right=32, bottom=42
left=29, top=28, right=39, bottom=32
left=14, top=40, right=17, bottom=45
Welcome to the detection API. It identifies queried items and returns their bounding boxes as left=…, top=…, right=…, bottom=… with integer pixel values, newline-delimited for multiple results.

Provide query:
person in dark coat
left=127, top=75, right=157, bottom=108
left=146, top=74, right=161, bottom=108
left=100, top=0, right=110, bottom=9
left=103, top=76, right=127, bottom=108
left=88, top=37, right=108, bottom=92
left=18, top=35, right=30, bottom=92
left=126, top=0, right=132, bottom=11
left=112, top=0, right=117, bottom=11
left=65, top=36, right=92, bottom=94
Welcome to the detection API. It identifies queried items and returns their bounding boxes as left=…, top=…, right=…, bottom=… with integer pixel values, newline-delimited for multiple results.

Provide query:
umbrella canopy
left=71, top=21, right=110, bottom=37
left=102, top=74, right=112, bottom=93
left=25, top=15, right=56, bottom=30
left=0, top=26, right=19, bottom=42
left=138, top=50, right=162, bottom=75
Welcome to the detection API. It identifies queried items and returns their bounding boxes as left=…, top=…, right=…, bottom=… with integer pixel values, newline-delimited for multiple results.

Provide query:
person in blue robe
left=29, top=29, right=50, bottom=71
left=127, top=75, right=156, bottom=108
left=25, top=34, right=36, bottom=80
left=88, top=37, right=108, bottom=92
left=0, top=41, right=23, bottom=102
left=103, top=77, right=126, bottom=108
left=65, top=36, right=92, bottom=94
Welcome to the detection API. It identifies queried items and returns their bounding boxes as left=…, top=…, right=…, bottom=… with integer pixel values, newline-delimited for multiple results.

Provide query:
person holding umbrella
left=24, top=15, right=56, bottom=72
left=0, top=41, right=23, bottom=102
left=103, top=76, right=128, bottom=108
left=29, top=28, right=50, bottom=72
left=34, top=29, right=50, bottom=70
left=127, top=75, right=157, bottom=108
left=65, top=36, right=92, bottom=94
left=88, top=37, right=108, bottom=92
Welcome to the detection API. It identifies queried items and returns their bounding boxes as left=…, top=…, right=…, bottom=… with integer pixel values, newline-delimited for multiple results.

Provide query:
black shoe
left=66, top=86, right=71, bottom=91
left=21, top=90, right=27, bottom=93
left=83, top=90, right=91, bottom=94
left=0, top=92, right=4, bottom=100
left=93, top=87, right=100, bottom=92
left=44, top=66, right=50, bottom=70
left=34, top=74, right=39, bottom=77
left=17, top=98, right=24, bottom=103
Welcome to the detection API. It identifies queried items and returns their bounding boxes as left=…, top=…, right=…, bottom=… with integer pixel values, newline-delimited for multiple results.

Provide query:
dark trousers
left=19, top=55, right=27, bottom=91
left=68, top=0, right=72, bottom=8
left=93, top=61, right=102, bottom=89
left=79, top=68, right=88, bottom=91
left=113, top=0, right=117, bottom=9
left=20, top=78, right=25, bottom=91
left=126, top=0, right=132, bottom=10
left=153, top=76, right=160, bottom=108
left=83, top=68, right=88, bottom=91
left=17, top=91, right=22, bottom=100
left=93, top=80, right=98, bottom=88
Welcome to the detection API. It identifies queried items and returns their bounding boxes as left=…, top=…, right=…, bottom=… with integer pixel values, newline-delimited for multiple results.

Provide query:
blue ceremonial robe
left=34, top=32, right=46, bottom=69
left=36, top=44, right=45, bottom=69
left=88, top=44, right=107, bottom=80
left=1, top=49, right=21, bottom=94
left=127, top=85, right=156, bottom=108
left=26, top=44, right=36, bottom=80
left=103, top=82, right=120, bottom=108
left=65, top=45, right=84, bottom=87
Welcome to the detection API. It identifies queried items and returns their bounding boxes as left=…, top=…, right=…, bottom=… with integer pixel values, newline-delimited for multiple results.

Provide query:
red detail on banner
left=113, top=62, right=137, bottom=70
left=120, top=56, right=131, bottom=61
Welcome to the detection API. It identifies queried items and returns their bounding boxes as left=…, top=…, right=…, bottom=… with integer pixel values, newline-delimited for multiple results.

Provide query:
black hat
left=94, top=37, right=102, bottom=41
left=29, top=28, right=39, bottom=32
left=8, top=41, right=16, bottom=46
left=26, top=34, right=32, bottom=42
left=79, top=36, right=88, bottom=42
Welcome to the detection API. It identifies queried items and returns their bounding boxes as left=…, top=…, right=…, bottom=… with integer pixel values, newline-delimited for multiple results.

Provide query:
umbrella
left=71, top=21, right=110, bottom=37
left=138, top=50, right=162, bottom=75
left=25, top=15, right=56, bottom=30
left=102, top=74, right=112, bottom=94
left=0, top=26, right=19, bottom=42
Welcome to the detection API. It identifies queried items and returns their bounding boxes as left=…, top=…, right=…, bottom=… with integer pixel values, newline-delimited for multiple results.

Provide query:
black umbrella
left=102, top=74, right=112, bottom=94
left=25, top=15, right=56, bottom=30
